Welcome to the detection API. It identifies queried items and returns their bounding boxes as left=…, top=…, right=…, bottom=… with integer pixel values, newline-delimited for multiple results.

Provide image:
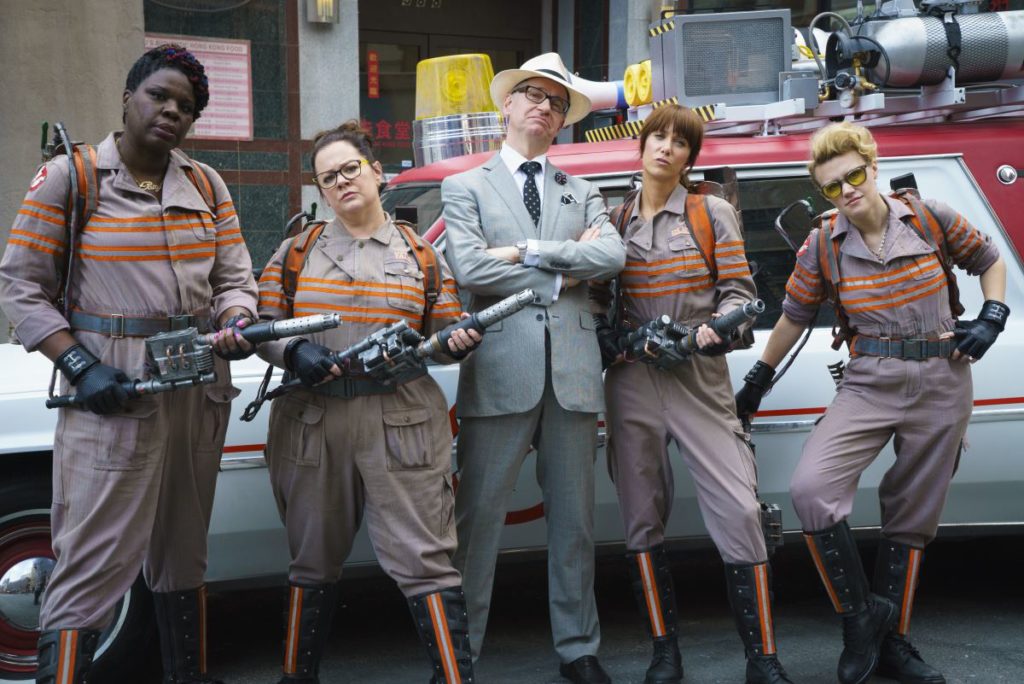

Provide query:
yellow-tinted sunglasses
left=818, top=165, right=868, bottom=199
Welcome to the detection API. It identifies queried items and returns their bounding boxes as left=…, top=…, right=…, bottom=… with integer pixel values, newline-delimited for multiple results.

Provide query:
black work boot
left=625, top=546, right=683, bottom=684
left=804, top=521, right=898, bottom=684
left=276, top=582, right=339, bottom=684
left=152, top=586, right=225, bottom=684
left=407, top=586, right=475, bottom=683
left=724, top=562, right=793, bottom=683
left=873, top=540, right=945, bottom=683
left=36, top=629, right=100, bottom=684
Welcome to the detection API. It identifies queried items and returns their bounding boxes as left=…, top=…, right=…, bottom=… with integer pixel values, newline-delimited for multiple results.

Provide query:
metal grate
left=680, top=18, right=787, bottom=97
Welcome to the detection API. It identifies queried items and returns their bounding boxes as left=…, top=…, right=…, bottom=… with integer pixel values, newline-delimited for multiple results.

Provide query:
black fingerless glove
left=954, top=299, right=1009, bottom=361
left=56, top=345, right=130, bottom=415
left=215, top=313, right=256, bottom=361
left=594, top=314, right=626, bottom=369
left=734, top=360, right=776, bottom=421
left=284, top=338, right=337, bottom=387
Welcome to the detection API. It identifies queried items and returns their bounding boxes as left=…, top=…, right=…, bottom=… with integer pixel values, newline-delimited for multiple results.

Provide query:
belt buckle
left=340, top=377, right=356, bottom=399
left=878, top=336, right=892, bottom=358
left=109, top=314, right=125, bottom=339
left=903, top=338, right=925, bottom=360
left=167, top=314, right=194, bottom=331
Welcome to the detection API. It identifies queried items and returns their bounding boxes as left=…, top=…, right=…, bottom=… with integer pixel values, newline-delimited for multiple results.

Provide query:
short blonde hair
left=807, top=122, right=878, bottom=180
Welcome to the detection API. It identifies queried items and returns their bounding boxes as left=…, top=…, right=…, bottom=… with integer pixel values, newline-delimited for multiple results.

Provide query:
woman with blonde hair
left=593, top=104, right=792, bottom=684
left=735, top=121, right=1007, bottom=684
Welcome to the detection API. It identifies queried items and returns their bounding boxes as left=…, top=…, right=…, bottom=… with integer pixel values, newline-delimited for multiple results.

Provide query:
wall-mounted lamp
left=306, top=0, right=340, bottom=23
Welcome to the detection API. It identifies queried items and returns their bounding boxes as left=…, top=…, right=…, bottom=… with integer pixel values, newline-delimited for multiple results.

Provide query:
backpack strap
left=282, top=221, right=327, bottom=317
left=68, top=144, right=99, bottom=228
left=394, top=219, right=442, bottom=325
left=610, top=189, right=639, bottom=237
left=171, top=148, right=217, bottom=212
left=894, top=192, right=965, bottom=317
left=684, top=193, right=717, bottom=281
left=815, top=214, right=854, bottom=350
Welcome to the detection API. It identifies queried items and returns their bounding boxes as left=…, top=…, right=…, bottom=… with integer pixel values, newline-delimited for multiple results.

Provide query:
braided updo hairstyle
left=125, top=44, right=210, bottom=118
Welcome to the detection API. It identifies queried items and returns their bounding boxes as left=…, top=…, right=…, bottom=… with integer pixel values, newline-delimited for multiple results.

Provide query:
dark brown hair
left=638, top=104, right=705, bottom=187
left=310, top=120, right=377, bottom=174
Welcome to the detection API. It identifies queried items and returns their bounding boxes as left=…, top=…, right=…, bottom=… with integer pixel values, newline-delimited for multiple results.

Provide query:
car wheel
left=0, top=470, right=154, bottom=683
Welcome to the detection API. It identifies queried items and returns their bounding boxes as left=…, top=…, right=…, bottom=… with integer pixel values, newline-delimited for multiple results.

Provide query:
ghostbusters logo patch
left=28, top=166, right=47, bottom=192
left=797, top=234, right=812, bottom=257
left=670, top=217, right=688, bottom=237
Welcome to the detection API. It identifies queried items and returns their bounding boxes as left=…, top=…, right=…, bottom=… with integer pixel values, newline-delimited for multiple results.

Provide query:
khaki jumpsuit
left=0, top=133, right=258, bottom=629
left=256, top=217, right=464, bottom=596
left=605, top=186, right=767, bottom=564
left=784, top=195, right=1000, bottom=548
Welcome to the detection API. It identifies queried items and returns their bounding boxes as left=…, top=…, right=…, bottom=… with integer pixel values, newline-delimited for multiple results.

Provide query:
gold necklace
left=872, top=223, right=888, bottom=261
left=116, top=137, right=162, bottom=193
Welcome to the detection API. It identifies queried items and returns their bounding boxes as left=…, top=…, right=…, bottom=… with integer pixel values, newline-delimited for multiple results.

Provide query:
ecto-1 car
left=2, top=118, right=1023, bottom=681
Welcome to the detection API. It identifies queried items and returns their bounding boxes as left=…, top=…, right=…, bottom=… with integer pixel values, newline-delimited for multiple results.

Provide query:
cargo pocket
left=384, top=258, right=424, bottom=314
left=667, top=232, right=710, bottom=279
left=197, top=384, right=241, bottom=456
left=190, top=212, right=216, bottom=242
left=383, top=406, right=432, bottom=470
left=269, top=396, right=325, bottom=467
left=91, top=400, right=161, bottom=471
left=440, top=473, right=455, bottom=537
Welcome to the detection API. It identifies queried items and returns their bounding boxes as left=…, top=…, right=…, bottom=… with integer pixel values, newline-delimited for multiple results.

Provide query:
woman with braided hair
left=0, top=44, right=258, bottom=683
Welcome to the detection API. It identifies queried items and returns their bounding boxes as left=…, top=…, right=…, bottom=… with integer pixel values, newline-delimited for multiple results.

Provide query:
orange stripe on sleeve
left=7, top=237, right=60, bottom=256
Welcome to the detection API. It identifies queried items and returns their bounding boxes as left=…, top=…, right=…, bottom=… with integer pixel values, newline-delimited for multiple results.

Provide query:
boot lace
left=889, top=636, right=924, bottom=662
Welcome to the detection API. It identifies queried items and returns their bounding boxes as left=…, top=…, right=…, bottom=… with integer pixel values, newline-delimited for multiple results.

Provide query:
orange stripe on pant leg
left=754, top=565, right=776, bottom=655
left=804, top=535, right=843, bottom=613
left=426, top=594, right=461, bottom=684
left=899, top=549, right=921, bottom=636
left=284, top=587, right=303, bottom=674
left=59, top=630, right=77, bottom=684
left=637, top=553, right=666, bottom=637
left=199, top=586, right=208, bottom=673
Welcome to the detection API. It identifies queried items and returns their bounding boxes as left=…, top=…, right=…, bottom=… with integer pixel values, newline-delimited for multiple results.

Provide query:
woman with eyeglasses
left=254, top=120, right=481, bottom=683
left=735, top=122, right=1007, bottom=684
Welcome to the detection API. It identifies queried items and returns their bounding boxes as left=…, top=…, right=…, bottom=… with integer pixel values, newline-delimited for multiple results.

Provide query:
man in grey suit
left=442, top=52, right=626, bottom=684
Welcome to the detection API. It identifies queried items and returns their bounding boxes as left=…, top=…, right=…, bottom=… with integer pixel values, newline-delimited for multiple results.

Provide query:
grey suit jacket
left=442, top=153, right=626, bottom=417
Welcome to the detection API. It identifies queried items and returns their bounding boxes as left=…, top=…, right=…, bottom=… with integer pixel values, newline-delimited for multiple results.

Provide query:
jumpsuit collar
left=625, top=184, right=689, bottom=251
left=99, top=132, right=213, bottom=215
left=831, top=194, right=933, bottom=264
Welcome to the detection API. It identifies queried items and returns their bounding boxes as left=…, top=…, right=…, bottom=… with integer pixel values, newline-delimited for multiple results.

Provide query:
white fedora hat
left=490, top=52, right=592, bottom=127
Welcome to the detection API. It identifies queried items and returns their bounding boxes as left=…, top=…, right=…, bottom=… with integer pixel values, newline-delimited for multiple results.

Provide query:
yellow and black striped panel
left=692, top=104, right=719, bottom=122
left=648, top=19, right=675, bottom=37
left=651, top=96, right=679, bottom=110
left=584, top=119, right=645, bottom=143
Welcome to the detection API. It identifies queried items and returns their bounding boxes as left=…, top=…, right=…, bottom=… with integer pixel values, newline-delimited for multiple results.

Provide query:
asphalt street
left=140, top=534, right=1024, bottom=683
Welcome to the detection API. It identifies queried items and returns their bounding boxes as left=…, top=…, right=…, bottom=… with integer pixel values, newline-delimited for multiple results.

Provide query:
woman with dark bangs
left=0, top=44, right=258, bottom=683
left=593, top=104, right=791, bottom=684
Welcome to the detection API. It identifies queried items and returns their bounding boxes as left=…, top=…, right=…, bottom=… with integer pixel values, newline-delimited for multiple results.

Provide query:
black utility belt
left=850, top=335, right=955, bottom=360
left=301, top=366, right=427, bottom=399
left=69, top=311, right=213, bottom=338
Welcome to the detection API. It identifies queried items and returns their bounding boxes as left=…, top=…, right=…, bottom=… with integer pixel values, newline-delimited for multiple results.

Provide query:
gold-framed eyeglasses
left=313, top=158, right=367, bottom=189
left=512, top=84, right=571, bottom=115
left=818, top=165, right=868, bottom=199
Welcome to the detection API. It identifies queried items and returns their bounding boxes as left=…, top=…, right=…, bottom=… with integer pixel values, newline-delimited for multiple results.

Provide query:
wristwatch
left=515, top=240, right=529, bottom=264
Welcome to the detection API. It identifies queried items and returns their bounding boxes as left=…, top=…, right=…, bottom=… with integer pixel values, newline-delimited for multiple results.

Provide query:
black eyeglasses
left=818, top=165, right=869, bottom=199
left=312, top=159, right=367, bottom=189
left=512, top=84, right=571, bottom=115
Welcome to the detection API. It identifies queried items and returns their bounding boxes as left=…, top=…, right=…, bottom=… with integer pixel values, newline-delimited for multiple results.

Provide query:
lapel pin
left=554, top=171, right=567, bottom=185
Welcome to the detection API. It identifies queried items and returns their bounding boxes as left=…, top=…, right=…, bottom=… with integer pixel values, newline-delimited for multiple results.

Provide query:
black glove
left=56, top=345, right=130, bottom=415
left=734, top=360, right=776, bottom=422
left=594, top=314, right=626, bottom=369
left=285, top=339, right=338, bottom=386
left=214, top=313, right=256, bottom=361
left=953, top=300, right=1009, bottom=361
